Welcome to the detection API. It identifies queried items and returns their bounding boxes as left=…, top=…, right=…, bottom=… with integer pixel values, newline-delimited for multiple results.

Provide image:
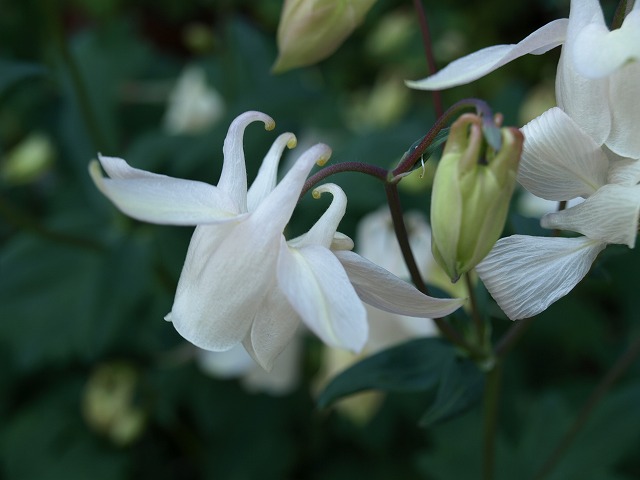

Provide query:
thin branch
left=412, top=0, right=443, bottom=118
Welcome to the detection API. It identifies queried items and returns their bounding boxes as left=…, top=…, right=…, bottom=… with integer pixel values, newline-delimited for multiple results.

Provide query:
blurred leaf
left=0, top=59, right=46, bottom=99
left=318, top=338, right=458, bottom=408
left=419, top=356, right=484, bottom=427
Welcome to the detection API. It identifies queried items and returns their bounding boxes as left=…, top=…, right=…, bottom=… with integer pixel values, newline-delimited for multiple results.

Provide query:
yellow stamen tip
left=287, top=136, right=297, bottom=149
left=265, top=120, right=276, bottom=131
left=312, top=189, right=322, bottom=199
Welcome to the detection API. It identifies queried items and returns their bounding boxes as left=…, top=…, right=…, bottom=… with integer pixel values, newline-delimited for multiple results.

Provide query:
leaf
left=419, top=356, right=484, bottom=427
left=317, top=338, right=457, bottom=408
left=0, top=59, right=46, bottom=98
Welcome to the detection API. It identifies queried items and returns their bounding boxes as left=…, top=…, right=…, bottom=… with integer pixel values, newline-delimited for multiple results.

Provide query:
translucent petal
left=405, top=19, right=567, bottom=90
left=606, top=62, right=640, bottom=159
left=247, top=132, right=296, bottom=212
left=519, top=108, right=608, bottom=200
left=573, top=9, right=640, bottom=78
left=90, top=158, right=239, bottom=225
left=476, top=235, right=606, bottom=320
left=195, top=344, right=255, bottom=378
left=541, top=184, right=640, bottom=247
left=607, top=154, right=640, bottom=186
left=243, top=283, right=301, bottom=371
left=219, top=111, right=275, bottom=213
left=168, top=221, right=281, bottom=351
left=334, top=250, right=465, bottom=318
left=277, top=244, right=368, bottom=352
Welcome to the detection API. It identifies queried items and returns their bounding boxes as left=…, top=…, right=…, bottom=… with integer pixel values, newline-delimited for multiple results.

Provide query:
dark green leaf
left=317, top=338, right=456, bottom=408
left=0, top=59, right=46, bottom=98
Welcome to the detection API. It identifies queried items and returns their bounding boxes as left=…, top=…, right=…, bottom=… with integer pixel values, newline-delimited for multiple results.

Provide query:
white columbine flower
left=476, top=107, right=640, bottom=319
left=406, top=0, right=640, bottom=159
left=90, top=111, right=464, bottom=369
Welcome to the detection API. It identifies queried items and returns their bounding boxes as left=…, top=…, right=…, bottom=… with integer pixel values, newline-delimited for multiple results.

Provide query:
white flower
left=406, top=0, right=640, bottom=158
left=90, top=111, right=465, bottom=369
left=476, top=107, right=640, bottom=319
left=164, top=66, right=225, bottom=135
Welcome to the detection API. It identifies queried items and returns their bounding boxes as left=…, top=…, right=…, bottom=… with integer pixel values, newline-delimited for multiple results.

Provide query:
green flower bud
left=430, top=113, right=523, bottom=282
left=272, top=0, right=376, bottom=73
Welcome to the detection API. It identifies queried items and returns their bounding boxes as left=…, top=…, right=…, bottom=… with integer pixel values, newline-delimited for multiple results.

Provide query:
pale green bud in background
left=430, top=113, right=523, bottom=282
left=273, top=0, right=376, bottom=73
left=1, top=133, right=54, bottom=185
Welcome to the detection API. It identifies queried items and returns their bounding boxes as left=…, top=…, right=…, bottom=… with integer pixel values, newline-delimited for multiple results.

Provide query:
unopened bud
left=430, top=113, right=523, bottom=282
left=272, top=0, right=376, bottom=73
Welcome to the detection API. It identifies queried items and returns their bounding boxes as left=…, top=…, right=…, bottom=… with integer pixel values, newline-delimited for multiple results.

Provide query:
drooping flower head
left=91, top=111, right=465, bottom=367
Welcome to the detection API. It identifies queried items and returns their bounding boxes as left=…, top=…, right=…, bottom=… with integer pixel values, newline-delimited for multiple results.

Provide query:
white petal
left=288, top=183, right=347, bottom=249
left=195, top=344, right=255, bottom=378
left=405, top=19, right=567, bottom=90
left=219, top=111, right=275, bottom=213
left=541, top=184, right=640, bottom=247
left=246, top=132, right=296, bottom=212
left=90, top=158, right=239, bottom=225
left=572, top=9, right=640, bottom=78
left=606, top=62, right=640, bottom=159
left=243, top=283, right=301, bottom=371
left=476, top=235, right=606, bottom=320
left=169, top=220, right=281, bottom=351
left=241, top=338, right=302, bottom=395
left=607, top=153, right=640, bottom=186
left=519, top=108, right=608, bottom=200
left=335, top=250, right=465, bottom=318
left=556, top=0, right=611, bottom=145
left=277, top=243, right=368, bottom=352
left=251, top=143, right=332, bottom=236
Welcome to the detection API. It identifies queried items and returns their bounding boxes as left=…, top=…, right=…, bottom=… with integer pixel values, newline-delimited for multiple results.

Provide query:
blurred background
left=2, top=0, right=640, bottom=478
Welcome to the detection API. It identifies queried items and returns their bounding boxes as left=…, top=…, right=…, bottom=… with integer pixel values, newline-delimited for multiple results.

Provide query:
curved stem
left=465, top=271, right=485, bottom=344
left=392, top=98, right=497, bottom=177
left=384, top=182, right=480, bottom=356
left=534, top=334, right=640, bottom=480
left=495, top=315, right=536, bottom=358
left=412, top=0, right=443, bottom=118
left=301, top=161, right=388, bottom=198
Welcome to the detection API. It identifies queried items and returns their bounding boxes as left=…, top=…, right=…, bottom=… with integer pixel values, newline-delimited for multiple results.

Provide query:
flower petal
left=476, top=235, right=606, bottom=320
left=247, top=132, right=297, bottom=212
left=334, top=250, right=465, bottom=318
left=277, top=243, right=368, bottom=352
left=251, top=143, right=332, bottom=236
left=606, top=62, right=640, bottom=159
left=90, top=157, right=239, bottom=225
left=219, top=111, right=275, bottom=213
left=555, top=0, right=611, bottom=145
left=405, top=19, right=568, bottom=90
left=167, top=220, right=281, bottom=351
left=607, top=154, right=640, bottom=186
left=541, top=184, right=640, bottom=247
left=288, top=183, right=347, bottom=249
left=243, top=283, right=301, bottom=371
left=519, top=107, right=608, bottom=200
left=572, top=8, right=640, bottom=78
left=195, top=344, right=255, bottom=378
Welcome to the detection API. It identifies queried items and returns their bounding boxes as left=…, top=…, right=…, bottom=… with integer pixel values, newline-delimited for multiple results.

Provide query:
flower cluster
left=408, top=0, right=640, bottom=319
left=90, top=111, right=464, bottom=369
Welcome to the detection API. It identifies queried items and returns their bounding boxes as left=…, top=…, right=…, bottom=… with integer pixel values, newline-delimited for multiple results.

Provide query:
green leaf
left=419, top=356, right=484, bottom=427
left=317, top=338, right=457, bottom=408
left=0, top=59, right=46, bottom=98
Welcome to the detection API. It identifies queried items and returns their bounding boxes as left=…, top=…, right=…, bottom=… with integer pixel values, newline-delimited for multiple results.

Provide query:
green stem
left=495, top=315, right=535, bottom=358
left=465, top=271, right=485, bottom=345
left=483, top=363, right=502, bottom=480
left=412, top=0, right=443, bottom=118
left=534, top=334, right=640, bottom=479
left=43, top=0, right=111, bottom=153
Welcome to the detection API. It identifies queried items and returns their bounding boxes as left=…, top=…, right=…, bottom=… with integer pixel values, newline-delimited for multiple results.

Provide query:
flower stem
left=412, top=0, right=443, bottom=118
left=301, top=161, right=388, bottom=198
left=495, top=315, right=536, bottom=358
left=483, top=362, right=502, bottom=480
left=534, top=334, right=640, bottom=479
left=465, top=271, right=485, bottom=344
left=43, top=0, right=111, bottom=153
left=392, top=98, right=497, bottom=177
